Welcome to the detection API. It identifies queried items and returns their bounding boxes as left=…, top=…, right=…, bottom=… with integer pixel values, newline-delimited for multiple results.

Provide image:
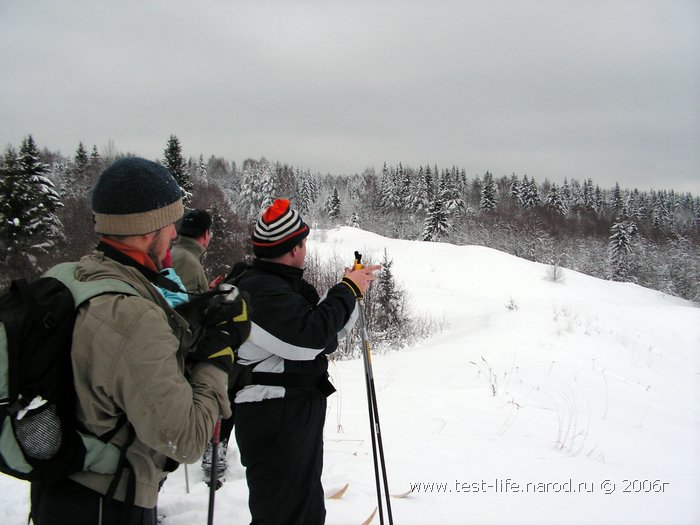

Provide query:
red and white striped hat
left=252, top=198, right=309, bottom=258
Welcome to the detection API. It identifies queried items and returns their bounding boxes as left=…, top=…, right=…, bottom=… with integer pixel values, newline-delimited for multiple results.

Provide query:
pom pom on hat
left=252, top=199, right=309, bottom=258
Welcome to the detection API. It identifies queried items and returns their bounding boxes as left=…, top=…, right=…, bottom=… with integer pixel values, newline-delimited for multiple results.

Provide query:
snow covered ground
left=2, top=226, right=699, bottom=524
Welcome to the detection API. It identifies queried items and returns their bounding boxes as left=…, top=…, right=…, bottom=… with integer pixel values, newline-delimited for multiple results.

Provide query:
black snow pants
left=235, top=391, right=327, bottom=525
left=30, top=478, right=156, bottom=525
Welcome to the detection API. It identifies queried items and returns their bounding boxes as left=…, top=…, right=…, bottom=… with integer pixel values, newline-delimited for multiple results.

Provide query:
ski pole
left=207, top=418, right=221, bottom=525
left=353, top=252, right=394, bottom=525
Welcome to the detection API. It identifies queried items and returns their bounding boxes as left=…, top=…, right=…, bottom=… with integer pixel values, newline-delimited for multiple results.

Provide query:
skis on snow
left=326, top=482, right=350, bottom=499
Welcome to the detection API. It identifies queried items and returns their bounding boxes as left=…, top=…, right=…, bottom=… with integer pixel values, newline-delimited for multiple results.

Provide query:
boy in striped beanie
left=251, top=198, right=310, bottom=258
left=234, top=198, right=379, bottom=524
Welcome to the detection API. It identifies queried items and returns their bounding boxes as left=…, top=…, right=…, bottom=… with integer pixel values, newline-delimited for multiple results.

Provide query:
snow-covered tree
left=0, top=136, right=62, bottom=255
left=348, top=209, right=360, bottom=228
left=63, top=142, right=91, bottom=197
left=296, top=171, right=314, bottom=214
left=609, top=206, right=636, bottom=281
left=508, top=174, right=521, bottom=204
left=238, top=159, right=266, bottom=218
left=611, top=182, right=623, bottom=212
left=408, top=166, right=431, bottom=213
left=480, top=171, right=498, bottom=213
left=520, top=175, right=541, bottom=208
left=545, top=183, right=568, bottom=215
left=372, top=249, right=406, bottom=343
left=441, top=170, right=466, bottom=215
left=163, top=135, right=192, bottom=203
left=422, top=192, right=449, bottom=241
left=325, top=186, right=341, bottom=220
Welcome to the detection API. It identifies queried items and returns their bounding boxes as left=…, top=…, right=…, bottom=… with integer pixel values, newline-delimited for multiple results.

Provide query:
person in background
left=234, top=198, right=380, bottom=525
left=170, top=208, right=232, bottom=481
left=171, top=209, right=217, bottom=294
left=29, top=157, right=249, bottom=525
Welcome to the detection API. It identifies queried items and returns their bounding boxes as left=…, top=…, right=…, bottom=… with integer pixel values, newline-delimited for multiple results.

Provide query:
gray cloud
left=1, top=0, right=698, bottom=193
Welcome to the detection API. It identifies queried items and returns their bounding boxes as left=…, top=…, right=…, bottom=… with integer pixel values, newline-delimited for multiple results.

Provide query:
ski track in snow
left=2, top=227, right=699, bottom=525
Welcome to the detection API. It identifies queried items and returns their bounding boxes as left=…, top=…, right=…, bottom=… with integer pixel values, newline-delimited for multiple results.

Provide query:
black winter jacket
left=234, top=259, right=357, bottom=402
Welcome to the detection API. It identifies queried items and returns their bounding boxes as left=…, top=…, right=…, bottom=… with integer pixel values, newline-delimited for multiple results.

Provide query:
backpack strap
left=43, top=262, right=139, bottom=305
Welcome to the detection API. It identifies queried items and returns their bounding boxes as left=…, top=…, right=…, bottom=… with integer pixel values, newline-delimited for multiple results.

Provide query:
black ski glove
left=203, top=285, right=251, bottom=351
left=188, top=285, right=251, bottom=375
left=188, top=329, right=237, bottom=375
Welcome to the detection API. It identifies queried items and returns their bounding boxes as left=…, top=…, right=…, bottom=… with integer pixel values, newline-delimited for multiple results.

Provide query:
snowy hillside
left=2, top=227, right=699, bottom=525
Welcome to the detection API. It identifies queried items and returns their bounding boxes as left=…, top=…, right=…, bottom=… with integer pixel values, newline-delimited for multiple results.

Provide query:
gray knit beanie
left=92, top=157, right=185, bottom=235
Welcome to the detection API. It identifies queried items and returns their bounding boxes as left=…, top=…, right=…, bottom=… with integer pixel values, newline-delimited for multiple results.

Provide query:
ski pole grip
left=353, top=251, right=364, bottom=271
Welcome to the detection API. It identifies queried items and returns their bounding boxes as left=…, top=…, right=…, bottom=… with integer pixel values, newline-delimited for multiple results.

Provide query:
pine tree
left=373, top=249, right=405, bottom=343
left=508, top=174, right=521, bottom=204
left=609, top=205, right=635, bottom=281
left=163, top=135, right=192, bottom=203
left=64, top=142, right=90, bottom=197
left=594, top=185, right=606, bottom=214
left=408, top=166, right=431, bottom=213
left=378, top=162, right=393, bottom=210
left=0, top=137, right=62, bottom=255
left=422, top=192, right=449, bottom=241
left=238, top=159, right=265, bottom=218
left=258, top=159, right=277, bottom=212
left=545, top=183, right=568, bottom=215
left=582, top=179, right=595, bottom=211
left=521, top=176, right=541, bottom=208
left=297, top=172, right=313, bottom=214
left=480, top=171, right=498, bottom=213
left=348, top=209, right=360, bottom=228
left=326, top=186, right=341, bottom=220
left=195, top=154, right=208, bottom=184
left=398, top=164, right=412, bottom=212
left=611, top=182, right=623, bottom=212
left=442, top=170, right=466, bottom=215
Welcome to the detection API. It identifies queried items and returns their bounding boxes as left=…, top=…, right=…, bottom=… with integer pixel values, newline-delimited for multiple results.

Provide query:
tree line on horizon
left=1, top=134, right=698, bottom=304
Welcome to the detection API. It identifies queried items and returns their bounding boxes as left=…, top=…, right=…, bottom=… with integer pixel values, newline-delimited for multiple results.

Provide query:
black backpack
left=0, top=262, right=137, bottom=483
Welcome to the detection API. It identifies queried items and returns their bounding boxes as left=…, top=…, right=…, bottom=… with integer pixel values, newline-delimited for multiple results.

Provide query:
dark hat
left=178, top=209, right=212, bottom=238
left=92, top=157, right=184, bottom=235
left=252, top=199, right=309, bottom=258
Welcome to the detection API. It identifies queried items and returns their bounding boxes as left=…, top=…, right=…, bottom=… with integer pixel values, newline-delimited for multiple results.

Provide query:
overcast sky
left=1, top=0, right=699, bottom=194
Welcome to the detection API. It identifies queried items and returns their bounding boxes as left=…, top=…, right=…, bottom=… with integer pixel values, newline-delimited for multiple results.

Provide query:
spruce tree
left=0, top=137, right=62, bottom=256
left=326, top=186, right=341, bottom=220
left=480, top=171, right=498, bottom=213
left=545, top=183, right=568, bottom=215
left=509, top=174, right=521, bottom=205
left=64, top=142, right=90, bottom=197
left=408, top=166, right=431, bottom=213
left=609, top=205, right=635, bottom=281
left=373, top=250, right=404, bottom=343
left=348, top=209, right=360, bottom=228
left=422, top=192, right=449, bottom=241
left=163, top=135, right=192, bottom=203
left=442, top=170, right=466, bottom=215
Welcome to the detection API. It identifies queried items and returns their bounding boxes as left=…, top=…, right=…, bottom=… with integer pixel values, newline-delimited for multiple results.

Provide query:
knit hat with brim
left=252, top=198, right=309, bottom=258
left=92, top=157, right=184, bottom=235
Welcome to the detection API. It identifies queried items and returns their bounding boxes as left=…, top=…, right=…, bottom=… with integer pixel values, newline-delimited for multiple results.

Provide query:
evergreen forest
left=2, top=135, right=698, bottom=315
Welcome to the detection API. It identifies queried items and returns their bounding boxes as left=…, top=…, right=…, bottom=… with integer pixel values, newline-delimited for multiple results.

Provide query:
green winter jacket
left=171, top=236, right=208, bottom=294
left=67, top=250, right=231, bottom=508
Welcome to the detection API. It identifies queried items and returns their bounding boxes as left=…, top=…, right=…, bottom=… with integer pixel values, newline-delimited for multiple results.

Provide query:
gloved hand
left=203, top=284, right=252, bottom=351
left=188, top=329, right=237, bottom=374
left=188, top=284, right=251, bottom=375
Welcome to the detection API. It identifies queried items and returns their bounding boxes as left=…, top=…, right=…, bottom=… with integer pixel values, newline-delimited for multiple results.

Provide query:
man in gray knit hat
left=29, top=157, right=250, bottom=525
